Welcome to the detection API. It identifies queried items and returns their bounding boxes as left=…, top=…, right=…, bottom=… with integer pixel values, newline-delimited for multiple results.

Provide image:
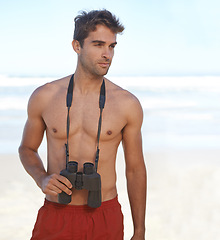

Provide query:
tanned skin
left=19, top=25, right=147, bottom=239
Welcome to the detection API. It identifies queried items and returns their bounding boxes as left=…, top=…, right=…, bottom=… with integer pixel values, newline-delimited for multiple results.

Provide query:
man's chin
left=96, top=68, right=109, bottom=77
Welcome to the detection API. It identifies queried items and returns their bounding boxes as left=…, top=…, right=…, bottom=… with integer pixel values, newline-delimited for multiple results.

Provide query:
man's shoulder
left=106, top=78, right=142, bottom=108
left=33, top=75, right=69, bottom=95
left=28, top=75, right=71, bottom=113
left=30, top=75, right=70, bottom=100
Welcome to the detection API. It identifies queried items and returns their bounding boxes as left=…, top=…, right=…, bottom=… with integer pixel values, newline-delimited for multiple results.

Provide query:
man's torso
left=39, top=75, right=131, bottom=205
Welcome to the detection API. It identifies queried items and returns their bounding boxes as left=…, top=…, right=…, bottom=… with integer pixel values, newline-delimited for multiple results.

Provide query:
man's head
left=73, top=9, right=124, bottom=47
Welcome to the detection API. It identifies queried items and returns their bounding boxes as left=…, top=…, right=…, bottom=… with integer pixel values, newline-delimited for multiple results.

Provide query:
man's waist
left=46, top=187, right=117, bottom=206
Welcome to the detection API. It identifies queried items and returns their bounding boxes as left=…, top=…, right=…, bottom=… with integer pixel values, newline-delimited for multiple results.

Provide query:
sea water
left=0, top=75, right=220, bottom=154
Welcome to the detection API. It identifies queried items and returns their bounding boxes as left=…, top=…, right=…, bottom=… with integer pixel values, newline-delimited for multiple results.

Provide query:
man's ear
left=72, top=40, right=81, bottom=54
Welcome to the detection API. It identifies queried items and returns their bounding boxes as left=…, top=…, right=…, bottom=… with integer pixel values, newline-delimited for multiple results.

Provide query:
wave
left=1, top=75, right=220, bottom=112
left=111, top=76, right=220, bottom=92
left=1, top=75, right=220, bottom=91
left=0, top=75, right=53, bottom=87
left=0, top=95, right=200, bottom=111
left=141, top=97, right=197, bottom=110
left=0, top=75, right=219, bottom=153
left=0, top=96, right=28, bottom=110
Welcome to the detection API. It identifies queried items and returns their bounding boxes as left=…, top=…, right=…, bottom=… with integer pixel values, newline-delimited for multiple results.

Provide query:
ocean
left=0, top=75, right=220, bottom=154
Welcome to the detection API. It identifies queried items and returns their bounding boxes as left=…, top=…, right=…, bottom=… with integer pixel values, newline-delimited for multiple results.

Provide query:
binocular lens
left=67, top=161, right=78, bottom=173
left=83, top=162, right=94, bottom=175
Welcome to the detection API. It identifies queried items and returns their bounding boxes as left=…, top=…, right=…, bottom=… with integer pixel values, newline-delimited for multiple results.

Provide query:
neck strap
left=65, top=74, right=106, bottom=172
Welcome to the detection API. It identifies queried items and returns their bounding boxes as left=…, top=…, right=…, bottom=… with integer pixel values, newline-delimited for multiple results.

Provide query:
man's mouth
left=98, top=62, right=110, bottom=68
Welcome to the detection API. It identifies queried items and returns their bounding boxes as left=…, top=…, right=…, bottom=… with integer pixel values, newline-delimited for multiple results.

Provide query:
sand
left=145, top=150, right=220, bottom=240
left=0, top=150, right=220, bottom=240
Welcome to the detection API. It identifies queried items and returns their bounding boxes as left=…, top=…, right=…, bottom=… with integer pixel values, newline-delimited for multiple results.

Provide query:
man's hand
left=40, top=173, right=73, bottom=196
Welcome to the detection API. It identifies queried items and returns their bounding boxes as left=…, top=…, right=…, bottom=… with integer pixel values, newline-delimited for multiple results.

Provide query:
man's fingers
left=55, top=180, right=72, bottom=195
left=42, top=174, right=72, bottom=196
left=56, top=174, right=72, bottom=189
left=49, top=183, right=72, bottom=196
left=47, top=188, right=60, bottom=197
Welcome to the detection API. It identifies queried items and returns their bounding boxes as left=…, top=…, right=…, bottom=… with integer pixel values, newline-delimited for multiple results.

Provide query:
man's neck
left=73, top=70, right=104, bottom=95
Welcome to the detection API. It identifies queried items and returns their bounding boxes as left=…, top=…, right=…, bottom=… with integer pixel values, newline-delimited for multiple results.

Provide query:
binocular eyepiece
left=58, top=161, right=101, bottom=208
left=67, top=161, right=94, bottom=175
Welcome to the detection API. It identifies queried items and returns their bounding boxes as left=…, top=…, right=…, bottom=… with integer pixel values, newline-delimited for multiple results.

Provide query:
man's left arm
left=122, top=97, right=147, bottom=240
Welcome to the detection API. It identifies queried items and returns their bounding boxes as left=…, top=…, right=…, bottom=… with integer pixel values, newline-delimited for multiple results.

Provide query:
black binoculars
left=58, top=161, right=101, bottom=208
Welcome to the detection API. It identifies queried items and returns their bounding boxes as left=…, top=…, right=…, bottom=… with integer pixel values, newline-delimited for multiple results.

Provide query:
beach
left=0, top=75, right=220, bottom=239
left=119, top=149, right=220, bottom=240
left=0, top=150, right=220, bottom=240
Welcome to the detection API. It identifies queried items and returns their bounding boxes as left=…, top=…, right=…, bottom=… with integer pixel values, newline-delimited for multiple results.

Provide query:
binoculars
left=58, top=161, right=101, bottom=208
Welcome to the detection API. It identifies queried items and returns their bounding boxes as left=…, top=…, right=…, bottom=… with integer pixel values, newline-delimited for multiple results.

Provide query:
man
left=19, top=9, right=147, bottom=240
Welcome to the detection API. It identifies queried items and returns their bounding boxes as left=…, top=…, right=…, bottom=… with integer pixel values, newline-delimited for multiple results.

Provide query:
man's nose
left=101, top=47, right=112, bottom=59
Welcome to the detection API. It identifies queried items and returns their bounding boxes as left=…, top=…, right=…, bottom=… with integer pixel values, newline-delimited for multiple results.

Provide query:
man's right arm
left=18, top=86, right=72, bottom=196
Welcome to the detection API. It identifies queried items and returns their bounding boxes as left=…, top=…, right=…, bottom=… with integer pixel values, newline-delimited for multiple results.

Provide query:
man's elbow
left=126, top=163, right=147, bottom=178
left=18, top=144, right=36, bottom=159
left=18, top=144, right=24, bottom=155
left=18, top=144, right=27, bottom=160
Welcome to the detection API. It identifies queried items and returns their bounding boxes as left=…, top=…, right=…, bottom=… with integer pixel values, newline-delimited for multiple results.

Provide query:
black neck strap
left=65, top=74, right=106, bottom=172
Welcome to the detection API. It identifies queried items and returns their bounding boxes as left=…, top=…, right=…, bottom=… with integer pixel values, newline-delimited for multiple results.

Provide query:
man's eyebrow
left=91, top=40, right=105, bottom=44
left=91, top=40, right=117, bottom=45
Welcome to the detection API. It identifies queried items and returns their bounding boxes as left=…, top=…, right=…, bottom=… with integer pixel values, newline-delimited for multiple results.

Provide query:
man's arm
left=122, top=96, right=147, bottom=240
left=18, top=86, right=72, bottom=196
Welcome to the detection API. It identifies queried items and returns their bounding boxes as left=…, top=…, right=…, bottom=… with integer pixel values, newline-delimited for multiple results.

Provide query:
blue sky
left=0, top=0, right=219, bottom=77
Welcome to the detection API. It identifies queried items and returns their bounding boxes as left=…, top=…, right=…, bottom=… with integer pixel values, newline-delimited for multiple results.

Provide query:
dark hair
left=73, top=9, right=125, bottom=47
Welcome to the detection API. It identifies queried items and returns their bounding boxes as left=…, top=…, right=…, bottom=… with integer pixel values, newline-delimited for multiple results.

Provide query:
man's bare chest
left=42, top=93, right=126, bottom=141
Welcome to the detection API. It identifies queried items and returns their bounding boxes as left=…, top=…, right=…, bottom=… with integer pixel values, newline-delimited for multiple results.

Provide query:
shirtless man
left=19, top=10, right=147, bottom=240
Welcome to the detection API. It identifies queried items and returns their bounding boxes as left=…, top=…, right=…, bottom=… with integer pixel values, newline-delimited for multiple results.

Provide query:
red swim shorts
left=31, top=196, right=124, bottom=240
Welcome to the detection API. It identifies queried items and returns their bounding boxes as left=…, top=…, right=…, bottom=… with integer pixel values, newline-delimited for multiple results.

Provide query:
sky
left=0, top=0, right=219, bottom=77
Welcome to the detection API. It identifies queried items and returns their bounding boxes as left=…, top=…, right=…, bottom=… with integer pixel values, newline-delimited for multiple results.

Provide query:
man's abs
left=45, top=139, right=119, bottom=205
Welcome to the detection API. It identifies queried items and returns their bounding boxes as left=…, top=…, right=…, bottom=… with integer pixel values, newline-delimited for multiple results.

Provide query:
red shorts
left=31, top=196, right=124, bottom=240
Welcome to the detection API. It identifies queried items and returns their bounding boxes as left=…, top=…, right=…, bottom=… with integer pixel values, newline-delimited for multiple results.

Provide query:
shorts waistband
left=43, top=196, right=120, bottom=213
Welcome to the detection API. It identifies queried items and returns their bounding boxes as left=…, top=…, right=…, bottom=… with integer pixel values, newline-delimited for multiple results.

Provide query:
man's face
left=77, top=24, right=117, bottom=77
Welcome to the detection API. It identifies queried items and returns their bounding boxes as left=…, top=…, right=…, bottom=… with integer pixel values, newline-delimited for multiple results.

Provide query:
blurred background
left=0, top=0, right=220, bottom=239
